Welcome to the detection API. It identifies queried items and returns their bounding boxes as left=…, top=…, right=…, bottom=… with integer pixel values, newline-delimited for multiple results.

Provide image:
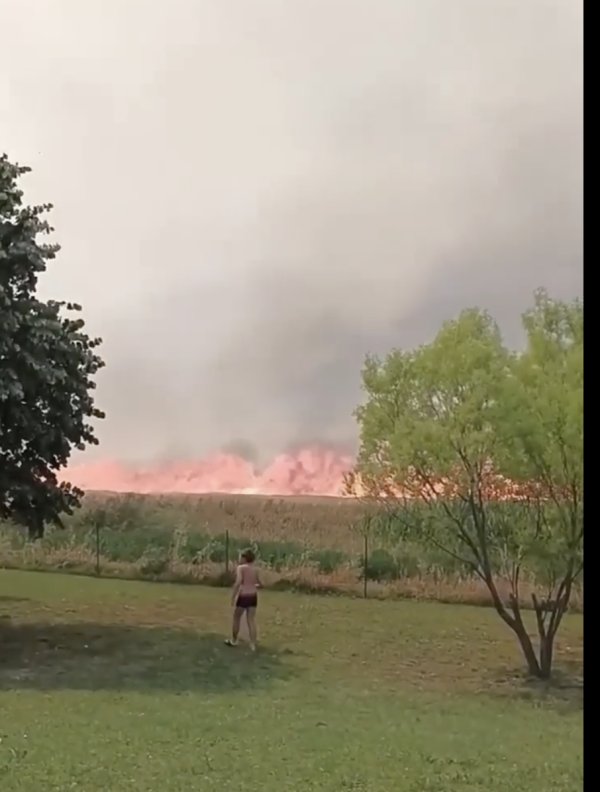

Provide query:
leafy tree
left=348, top=298, right=583, bottom=679
left=0, top=154, right=105, bottom=539
left=496, top=290, right=584, bottom=678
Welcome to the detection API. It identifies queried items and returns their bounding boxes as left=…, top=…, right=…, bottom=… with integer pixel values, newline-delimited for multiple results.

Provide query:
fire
left=63, top=447, right=354, bottom=497
left=62, top=448, right=552, bottom=501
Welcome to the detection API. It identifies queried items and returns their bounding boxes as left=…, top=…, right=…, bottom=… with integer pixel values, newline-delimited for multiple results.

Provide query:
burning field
left=63, top=447, right=353, bottom=498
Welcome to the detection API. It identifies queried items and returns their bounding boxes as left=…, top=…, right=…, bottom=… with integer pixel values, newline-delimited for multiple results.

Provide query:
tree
left=0, top=154, right=105, bottom=539
left=349, top=298, right=583, bottom=680
left=496, top=290, right=584, bottom=678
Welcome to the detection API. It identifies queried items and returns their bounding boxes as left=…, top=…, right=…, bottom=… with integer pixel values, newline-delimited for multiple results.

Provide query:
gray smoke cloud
left=1, top=0, right=583, bottom=463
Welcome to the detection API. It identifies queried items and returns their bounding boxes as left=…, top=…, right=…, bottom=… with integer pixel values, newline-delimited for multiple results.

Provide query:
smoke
left=1, top=0, right=583, bottom=463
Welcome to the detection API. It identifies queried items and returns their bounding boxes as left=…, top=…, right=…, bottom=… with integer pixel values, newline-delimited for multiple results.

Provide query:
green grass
left=0, top=570, right=583, bottom=791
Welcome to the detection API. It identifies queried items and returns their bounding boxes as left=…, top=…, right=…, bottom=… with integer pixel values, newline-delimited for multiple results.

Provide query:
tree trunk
left=539, top=634, right=555, bottom=680
left=514, top=623, right=543, bottom=678
left=532, top=593, right=568, bottom=681
left=27, top=515, right=44, bottom=541
left=483, top=578, right=545, bottom=678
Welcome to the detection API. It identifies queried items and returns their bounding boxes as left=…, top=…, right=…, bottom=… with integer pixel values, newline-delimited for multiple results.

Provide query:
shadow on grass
left=493, top=661, right=584, bottom=712
left=0, top=619, right=299, bottom=694
left=0, top=596, right=31, bottom=604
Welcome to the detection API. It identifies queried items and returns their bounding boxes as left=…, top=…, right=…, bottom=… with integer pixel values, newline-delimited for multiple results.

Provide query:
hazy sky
left=1, top=0, right=583, bottom=463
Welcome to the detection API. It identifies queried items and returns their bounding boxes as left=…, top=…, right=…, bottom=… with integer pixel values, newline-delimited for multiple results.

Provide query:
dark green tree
left=0, top=154, right=105, bottom=539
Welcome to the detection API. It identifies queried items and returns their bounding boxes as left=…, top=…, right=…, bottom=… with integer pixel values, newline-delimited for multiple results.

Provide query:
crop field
left=0, top=492, right=585, bottom=609
left=0, top=569, right=584, bottom=791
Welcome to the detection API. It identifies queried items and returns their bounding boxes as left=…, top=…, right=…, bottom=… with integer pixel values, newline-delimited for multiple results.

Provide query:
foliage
left=0, top=494, right=583, bottom=614
left=360, top=548, right=400, bottom=582
left=350, top=293, right=584, bottom=678
left=0, top=154, right=105, bottom=537
left=497, top=291, right=584, bottom=676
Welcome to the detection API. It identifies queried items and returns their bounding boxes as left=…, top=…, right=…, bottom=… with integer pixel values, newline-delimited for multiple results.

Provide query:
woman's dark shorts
left=236, top=594, right=258, bottom=610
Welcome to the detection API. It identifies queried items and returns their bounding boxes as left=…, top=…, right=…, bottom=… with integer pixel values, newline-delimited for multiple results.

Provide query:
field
left=0, top=568, right=584, bottom=791
left=0, top=493, right=584, bottom=609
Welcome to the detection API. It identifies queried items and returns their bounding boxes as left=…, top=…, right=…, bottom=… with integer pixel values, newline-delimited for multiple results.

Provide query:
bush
left=139, top=546, right=170, bottom=576
left=360, top=548, right=400, bottom=581
left=311, top=548, right=346, bottom=574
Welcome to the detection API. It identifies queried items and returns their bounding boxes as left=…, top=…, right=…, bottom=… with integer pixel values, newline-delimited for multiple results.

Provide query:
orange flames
left=62, top=448, right=555, bottom=501
left=63, top=447, right=354, bottom=497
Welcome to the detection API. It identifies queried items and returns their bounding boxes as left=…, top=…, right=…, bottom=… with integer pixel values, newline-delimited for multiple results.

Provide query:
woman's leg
left=246, top=607, right=258, bottom=651
left=227, top=607, right=244, bottom=646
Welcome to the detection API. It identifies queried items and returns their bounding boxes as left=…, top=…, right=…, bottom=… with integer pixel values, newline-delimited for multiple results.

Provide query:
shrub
left=311, top=548, right=346, bottom=574
left=139, top=546, right=170, bottom=576
left=360, top=548, right=400, bottom=581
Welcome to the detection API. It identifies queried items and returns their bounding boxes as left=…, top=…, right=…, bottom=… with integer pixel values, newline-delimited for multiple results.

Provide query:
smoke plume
left=1, top=0, right=584, bottom=464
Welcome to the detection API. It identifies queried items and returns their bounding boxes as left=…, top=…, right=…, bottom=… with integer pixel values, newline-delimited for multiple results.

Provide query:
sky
left=0, top=0, right=584, bottom=463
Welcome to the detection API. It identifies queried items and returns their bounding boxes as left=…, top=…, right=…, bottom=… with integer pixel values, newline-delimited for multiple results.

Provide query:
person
left=225, top=548, right=261, bottom=651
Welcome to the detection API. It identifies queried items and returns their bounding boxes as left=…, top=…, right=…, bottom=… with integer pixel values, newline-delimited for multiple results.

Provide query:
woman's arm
left=231, top=565, right=243, bottom=606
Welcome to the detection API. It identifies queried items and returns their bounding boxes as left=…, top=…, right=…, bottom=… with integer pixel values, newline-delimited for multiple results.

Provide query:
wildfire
left=63, top=447, right=354, bottom=497
left=62, top=448, right=551, bottom=501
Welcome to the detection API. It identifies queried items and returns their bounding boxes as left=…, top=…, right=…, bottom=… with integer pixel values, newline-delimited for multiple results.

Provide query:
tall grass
left=0, top=492, right=583, bottom=610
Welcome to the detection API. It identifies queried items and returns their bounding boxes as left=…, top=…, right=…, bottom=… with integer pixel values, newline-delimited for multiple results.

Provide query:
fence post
left=95, top=522, right=101, bottom=576
left=225, top=529, right=230, bottom=577
left=363, top=532, right=368, bottom=599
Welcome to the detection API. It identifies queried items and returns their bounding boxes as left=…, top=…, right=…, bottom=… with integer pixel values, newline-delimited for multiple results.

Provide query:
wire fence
left=85, top=524, right=374, bottom=597
left=3, top=494, right=538, bottom=601
left=0, top=518, right=428, bottom=599
left=2, top=518, right=580, bottom=609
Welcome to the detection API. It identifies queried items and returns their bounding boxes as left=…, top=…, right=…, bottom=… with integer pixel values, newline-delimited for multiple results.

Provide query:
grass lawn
left=0, top=570, right=583, bottom=791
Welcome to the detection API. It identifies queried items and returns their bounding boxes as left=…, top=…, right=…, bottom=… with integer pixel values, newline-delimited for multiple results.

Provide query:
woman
left=225, top=548, right=262, bottom=651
